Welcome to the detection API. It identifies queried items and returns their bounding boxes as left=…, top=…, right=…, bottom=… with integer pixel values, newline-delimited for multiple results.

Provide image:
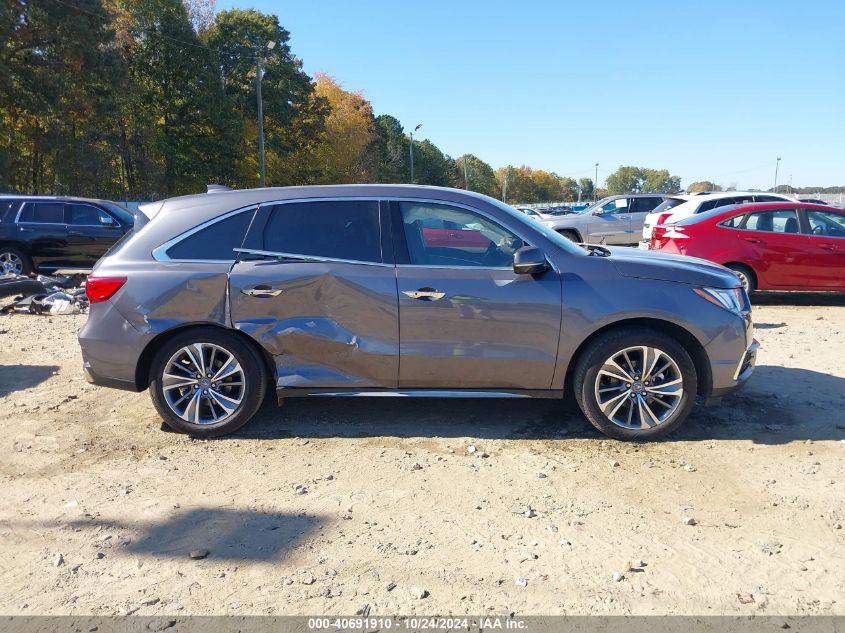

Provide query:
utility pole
left=256, top=40, right=276, bottom=188
left=502, top=172, right=508, bottom=203
left=409, top=123, right=422, bottom=182
left=594, top=163, right=599, bottom=201
left=463, top=156, right=469, bottom=189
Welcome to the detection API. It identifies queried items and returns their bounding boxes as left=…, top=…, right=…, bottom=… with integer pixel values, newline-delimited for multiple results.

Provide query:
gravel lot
left=1, top=295, right=844, bottom=616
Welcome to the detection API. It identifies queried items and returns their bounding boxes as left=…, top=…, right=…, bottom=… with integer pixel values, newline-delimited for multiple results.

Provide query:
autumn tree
left=606, top=166, right=681, bottom=195
left=687, top=180, right=721, bottom=193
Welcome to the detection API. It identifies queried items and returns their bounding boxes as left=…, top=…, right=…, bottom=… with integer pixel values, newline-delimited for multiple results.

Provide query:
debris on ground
left=0, top=273, right=88, bottom=315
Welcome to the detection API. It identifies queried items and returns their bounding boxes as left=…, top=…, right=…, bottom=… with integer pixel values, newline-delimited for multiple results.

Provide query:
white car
left=640, top=191, right=795, bottom=248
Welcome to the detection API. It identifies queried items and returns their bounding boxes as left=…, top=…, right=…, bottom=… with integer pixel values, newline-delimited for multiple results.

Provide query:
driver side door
left=393, top=201, right=562, bottom=390
left=587, top=197, right=631, bottom=244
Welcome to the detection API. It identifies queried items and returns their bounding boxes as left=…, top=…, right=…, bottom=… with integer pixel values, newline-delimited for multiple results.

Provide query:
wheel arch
left=135, top=322, right=276, bottom=391
left=564, top=317, right=712, bottom=398
left=722, top=261, right=758, bottom=289
left=556, top=227, right=583, bottom=242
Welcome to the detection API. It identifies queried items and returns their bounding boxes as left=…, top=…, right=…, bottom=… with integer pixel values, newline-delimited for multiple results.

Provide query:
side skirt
left=276, top=388, right=564, bottom=405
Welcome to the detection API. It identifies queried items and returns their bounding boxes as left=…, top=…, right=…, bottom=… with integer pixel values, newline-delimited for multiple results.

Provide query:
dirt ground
left=1, top=294, right=843, bottom=617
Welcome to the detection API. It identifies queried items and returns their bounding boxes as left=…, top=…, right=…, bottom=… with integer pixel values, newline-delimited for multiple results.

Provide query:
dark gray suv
left=78, top=185, right=757, bottom=441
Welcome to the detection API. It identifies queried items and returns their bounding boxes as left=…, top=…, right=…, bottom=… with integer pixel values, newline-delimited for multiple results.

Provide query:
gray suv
left=541, top=194, right=670, bottom=245
left=78, top=185, right=757, bottom=441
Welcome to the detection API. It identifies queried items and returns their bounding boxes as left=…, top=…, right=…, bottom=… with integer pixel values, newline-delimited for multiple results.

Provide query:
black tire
left=149, top=328, right=267, bottom=438
left=0, top=246, right=34, bottom=276
left=573, top=327, right=698, bottom=441
left=557, top=229, right=581, bottom=243
left=725, top=264, right=756, bottom=294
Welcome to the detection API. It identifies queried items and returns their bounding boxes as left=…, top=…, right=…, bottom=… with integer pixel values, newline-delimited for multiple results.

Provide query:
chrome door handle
left=242, top=286, right=282, bottom=297
left=403, top=288, right=446, bottom=301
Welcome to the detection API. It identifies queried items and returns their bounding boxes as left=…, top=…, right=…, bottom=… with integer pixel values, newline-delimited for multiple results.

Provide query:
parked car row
left=649, top=201, right=845, bottom=292
left=0, top=195, right=133, bottom=275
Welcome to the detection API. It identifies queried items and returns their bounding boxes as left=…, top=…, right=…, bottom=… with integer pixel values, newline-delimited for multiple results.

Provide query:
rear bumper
left=78, top=301, right=150, bottom=391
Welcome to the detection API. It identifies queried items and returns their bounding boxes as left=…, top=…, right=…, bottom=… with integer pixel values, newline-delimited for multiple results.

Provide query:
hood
left=606, top=247, right=740, bottom=288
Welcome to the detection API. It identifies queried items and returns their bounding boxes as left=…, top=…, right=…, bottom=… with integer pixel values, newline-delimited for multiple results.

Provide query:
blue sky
left=219, top=0, right=844, bottom=189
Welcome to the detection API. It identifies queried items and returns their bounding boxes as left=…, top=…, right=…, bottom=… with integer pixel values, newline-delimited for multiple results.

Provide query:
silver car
left=78, top=185, right=756, bottom=441
left=541, top=194, right=671, bottom=245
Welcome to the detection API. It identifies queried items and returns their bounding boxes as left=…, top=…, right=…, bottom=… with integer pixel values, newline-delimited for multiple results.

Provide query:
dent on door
left=229, top=260, right=399, bottom=389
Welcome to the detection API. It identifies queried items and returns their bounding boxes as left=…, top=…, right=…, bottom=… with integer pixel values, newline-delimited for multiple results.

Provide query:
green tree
left=687, top=180, right=721, bottom=193
left=578, top=177, right=594, bottom=202
left=366, top=114, right=408, bottom=183
left=606, top=166, right=681, bottom=195
left=412, top=139, right=452, bottom=186
left=454, top=154, right=498, bottom=197
left=204, top=8, right=325, bottom=187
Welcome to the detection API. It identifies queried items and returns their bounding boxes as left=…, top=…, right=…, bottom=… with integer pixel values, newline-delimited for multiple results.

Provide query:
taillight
left=86, top=276, right=127, bottom=304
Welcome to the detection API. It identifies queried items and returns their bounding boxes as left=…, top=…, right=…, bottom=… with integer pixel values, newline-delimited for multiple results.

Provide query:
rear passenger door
left=628, top=197, right=662, bottom=242
left=15, top=201, right=70, bottom=269
left=589, top=197, right=631, bottom=244
left=228, top=199, right=399, bottom=391
left=65, top=203, right=126, bottom=265
left=739, top=208, right=811, bottom=288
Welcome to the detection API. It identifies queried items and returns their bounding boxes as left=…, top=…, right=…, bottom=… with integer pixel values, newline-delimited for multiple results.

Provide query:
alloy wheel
left=162, top=343, right=245, bottom=425
left=0, top=252, right=23, bottom=275
left=594, top=345, right=684, bottom=430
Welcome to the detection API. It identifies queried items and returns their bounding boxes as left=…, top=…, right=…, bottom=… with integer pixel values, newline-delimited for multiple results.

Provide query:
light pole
left=256, top=40, right=276, bottom=188
left=409, top=123, right=422, bottom=182
left=463, top=156, right=469, bottom=189
left=594, top=163, right=599, bottom=201
left=773, top=156, right=781, bottom=193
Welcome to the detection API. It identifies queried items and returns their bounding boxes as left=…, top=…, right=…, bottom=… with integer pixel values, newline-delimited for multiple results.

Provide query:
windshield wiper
left=581, top=243, right=611, bottom=257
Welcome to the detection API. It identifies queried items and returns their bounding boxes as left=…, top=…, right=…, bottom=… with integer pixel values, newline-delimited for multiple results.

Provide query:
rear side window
left=262, top=201, right=381, bottom=263
left=165, top=210, right=255, bottom=261
left=630, top=197, right=662, bottom=213
left=720, top=215, right=744, bottom=229
left=650, top=198, right=685, bottom=215
left=18, top=202, right=64, bottom=223
left=744, top=209, right=800, bottom=234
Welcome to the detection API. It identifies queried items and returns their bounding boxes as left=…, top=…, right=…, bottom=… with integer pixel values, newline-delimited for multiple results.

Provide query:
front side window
left=400, top=202, right=523, bottom=268
left=598, top=198, right=629, bottom=214
left=165, top=209, right=255, bottom=261
left=263, top=200, right=381, bottom=263
left=68, top=204, right=115, bottom=226
left=743, top=209, right=800, bottom=234
left=807, top=210, right=845, bottom=238
left=18, top=202, right=64, bottom=224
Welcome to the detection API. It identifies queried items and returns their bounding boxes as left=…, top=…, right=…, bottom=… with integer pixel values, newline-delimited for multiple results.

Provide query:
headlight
left=693, top=286, right=744, bottom=315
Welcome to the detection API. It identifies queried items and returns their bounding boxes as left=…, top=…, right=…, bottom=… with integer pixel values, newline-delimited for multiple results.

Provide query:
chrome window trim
left=66, top=203, right=118, bottom=227
left=152, top=195, right=551, bottom=267
left=233, top=247, right=393, bottom=268
left=152, top=204, right=259, bottom=262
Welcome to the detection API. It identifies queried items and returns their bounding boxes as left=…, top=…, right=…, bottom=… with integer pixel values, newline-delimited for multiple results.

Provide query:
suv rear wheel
left=0, top=247, right=32, bottom=276
left=573, top=328, right=697, bottom=440
left=149, top=328, right=267, bottom=437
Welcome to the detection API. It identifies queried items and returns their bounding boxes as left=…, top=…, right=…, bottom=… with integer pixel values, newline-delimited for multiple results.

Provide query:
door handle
left=818, top=243, right=836, bottom=251
left=743, top=237, right=763, bottom=244
left=403, top=287, right=446, bottom=301
left=68, top=230, right=84, bottom=236
left=18, top=226, right=33, bottom=233
left=242, top=285, right=282, bottom=297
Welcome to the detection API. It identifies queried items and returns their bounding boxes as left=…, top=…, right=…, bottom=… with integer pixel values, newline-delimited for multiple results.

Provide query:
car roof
left=677, top=201, right=840, bottom=225
left=139, top=184, right=512, bottom=223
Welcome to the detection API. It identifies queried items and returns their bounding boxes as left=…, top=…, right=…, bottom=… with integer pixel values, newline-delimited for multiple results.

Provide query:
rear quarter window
left=165, top=209, right=255, bottom=261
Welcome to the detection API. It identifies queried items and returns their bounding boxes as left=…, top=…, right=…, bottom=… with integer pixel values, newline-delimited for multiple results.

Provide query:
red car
left=651, top=202, right=845, bottom=292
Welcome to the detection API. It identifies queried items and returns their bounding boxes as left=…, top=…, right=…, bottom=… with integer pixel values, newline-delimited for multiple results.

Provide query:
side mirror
left=100, top=215, right=117, bottom=226
left=513, top=246, right=550, bottom=275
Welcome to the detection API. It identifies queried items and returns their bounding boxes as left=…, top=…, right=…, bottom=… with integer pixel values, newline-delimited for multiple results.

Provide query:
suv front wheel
left=149, top=328, right=267, bottom=437
left=573, top=328, right=697, bottom=440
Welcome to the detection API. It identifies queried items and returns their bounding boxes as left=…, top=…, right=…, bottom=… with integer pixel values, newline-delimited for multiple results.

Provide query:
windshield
left=485, top=198, right=585, bottom=255
left=577, top=196, right=615, bottom=214
left=650, top=197, right=686, bottom=214
left=100, top=201, right=134, bottom=225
